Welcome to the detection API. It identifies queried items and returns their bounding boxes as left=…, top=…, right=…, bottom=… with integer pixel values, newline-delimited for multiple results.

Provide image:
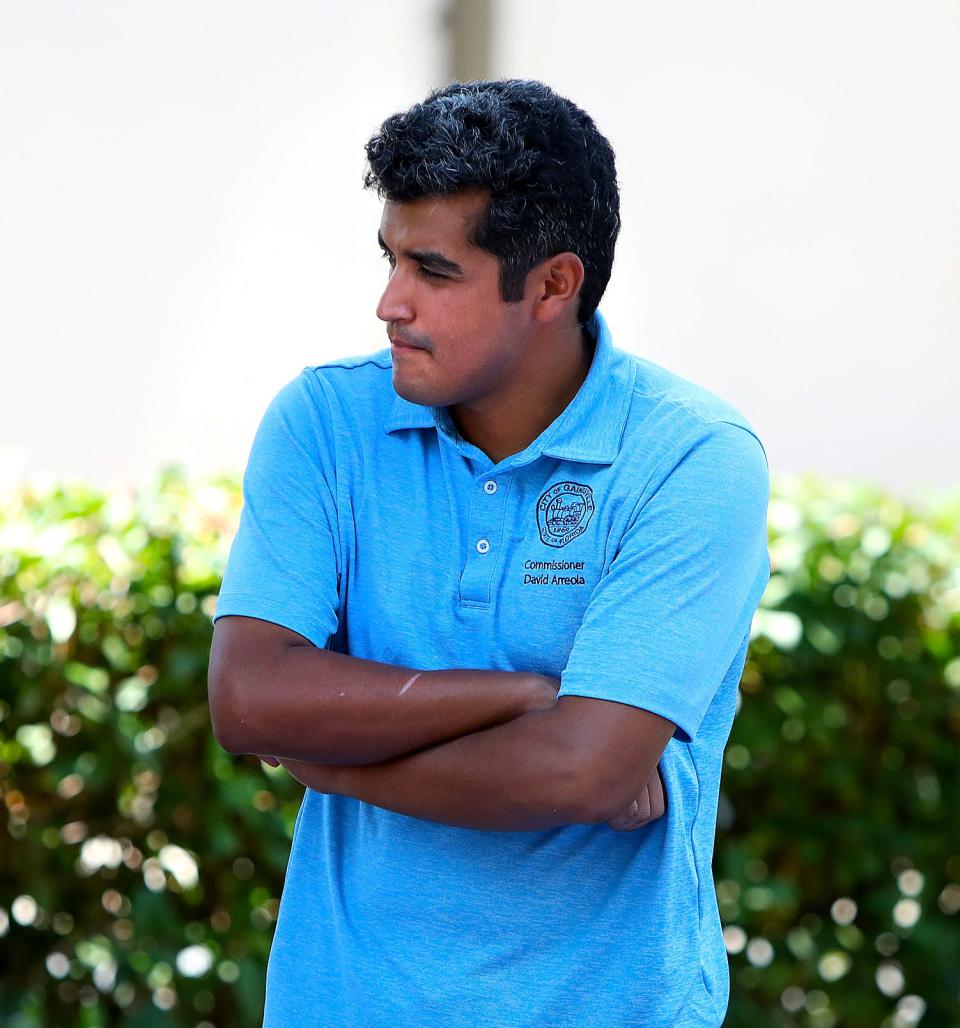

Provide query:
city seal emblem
left=536, top=481, right=595, bottom=548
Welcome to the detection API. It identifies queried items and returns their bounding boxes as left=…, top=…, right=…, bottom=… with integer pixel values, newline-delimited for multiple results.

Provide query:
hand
left=606, top=765, right=667, bottom=831
left=275, top=756, right=341, bottom=794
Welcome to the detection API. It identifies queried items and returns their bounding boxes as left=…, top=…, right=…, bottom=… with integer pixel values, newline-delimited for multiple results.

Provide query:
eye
left=380, top=250, right=395, bottom=268
left=419, top=267, right=446, bottom=281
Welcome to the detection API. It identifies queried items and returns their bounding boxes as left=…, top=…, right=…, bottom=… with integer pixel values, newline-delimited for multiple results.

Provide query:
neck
left=449, top=322, right=595, bottom=465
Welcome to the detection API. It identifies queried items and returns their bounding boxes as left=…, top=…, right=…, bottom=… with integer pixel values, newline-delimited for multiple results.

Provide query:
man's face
left=376, top=189, right=532, bottom=411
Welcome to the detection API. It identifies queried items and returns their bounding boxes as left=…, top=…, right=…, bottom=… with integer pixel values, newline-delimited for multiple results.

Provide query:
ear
left=529, top=252, right=585, bottom=325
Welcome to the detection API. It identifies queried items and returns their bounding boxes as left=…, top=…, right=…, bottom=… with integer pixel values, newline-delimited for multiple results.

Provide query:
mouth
left=389, top=332, right=430, bottom=352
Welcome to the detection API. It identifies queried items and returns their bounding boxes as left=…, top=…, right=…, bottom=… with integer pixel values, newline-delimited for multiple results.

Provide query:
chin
left=392, top=373, right=437, bottom=408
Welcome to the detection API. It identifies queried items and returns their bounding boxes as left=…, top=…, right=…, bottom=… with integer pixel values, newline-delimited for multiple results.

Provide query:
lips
left=389, top=330, right=430, bottom=351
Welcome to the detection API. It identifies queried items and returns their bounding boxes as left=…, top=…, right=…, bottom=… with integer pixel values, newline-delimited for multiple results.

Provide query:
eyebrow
left=378, top=230, right=465, bottom=277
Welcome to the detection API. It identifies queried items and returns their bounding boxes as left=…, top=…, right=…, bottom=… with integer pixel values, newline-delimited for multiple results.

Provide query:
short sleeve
left=557, top=421, right=771, bottom=743
left=213, top=369, right=342, bottom=649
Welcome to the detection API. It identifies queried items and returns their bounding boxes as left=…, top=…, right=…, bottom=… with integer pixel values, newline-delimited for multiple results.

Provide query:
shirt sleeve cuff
left=212, top=593, right=334, bottom=650
left=557, top=675, right=701, bottom=744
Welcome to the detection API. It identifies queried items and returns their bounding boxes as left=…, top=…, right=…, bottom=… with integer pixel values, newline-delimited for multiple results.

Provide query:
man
left=208, top=79, right=770, bottom=1027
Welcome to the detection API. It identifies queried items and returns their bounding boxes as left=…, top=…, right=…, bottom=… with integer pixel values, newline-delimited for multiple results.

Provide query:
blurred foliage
left=0, top=469, right=299, bottom=1027
left=0, top=467, right=958, bottom=1027
left=720, top=477, right=960, bottom=1028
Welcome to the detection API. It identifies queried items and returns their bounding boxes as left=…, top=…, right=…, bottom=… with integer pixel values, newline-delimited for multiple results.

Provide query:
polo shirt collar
left=383, top=308, right=635, bottom=467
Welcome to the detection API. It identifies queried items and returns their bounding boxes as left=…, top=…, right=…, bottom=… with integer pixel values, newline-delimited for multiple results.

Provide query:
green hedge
left=0, top=468, right=957, bottom=1027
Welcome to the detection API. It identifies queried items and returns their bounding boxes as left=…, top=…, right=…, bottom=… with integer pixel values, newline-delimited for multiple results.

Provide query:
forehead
left=379, top=189, right=489, bottom=251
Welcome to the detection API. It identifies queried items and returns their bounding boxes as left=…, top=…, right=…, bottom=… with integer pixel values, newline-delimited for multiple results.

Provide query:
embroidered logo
left=536, top=481, right=595, bottom=548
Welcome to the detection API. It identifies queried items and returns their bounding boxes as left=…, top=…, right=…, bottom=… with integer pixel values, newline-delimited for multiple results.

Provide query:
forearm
left=279, top=702, right=597, bottom=832
left=212, top=629, right=555, bottom=764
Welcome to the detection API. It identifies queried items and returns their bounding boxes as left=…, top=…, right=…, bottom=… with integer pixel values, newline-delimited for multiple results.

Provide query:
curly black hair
left=363, top=79, right=620, bottom=326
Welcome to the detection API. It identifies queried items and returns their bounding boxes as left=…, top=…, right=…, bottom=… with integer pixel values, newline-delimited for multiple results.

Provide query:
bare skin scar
left=398, top=672, right=422, bottom=697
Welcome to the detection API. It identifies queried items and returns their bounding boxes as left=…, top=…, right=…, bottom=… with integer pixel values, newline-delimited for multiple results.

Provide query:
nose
left=376, top=269, right=414, bottom=324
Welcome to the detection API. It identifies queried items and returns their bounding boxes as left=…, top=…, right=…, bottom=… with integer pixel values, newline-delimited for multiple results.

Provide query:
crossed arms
left=207, top=616, right=674, bottom=832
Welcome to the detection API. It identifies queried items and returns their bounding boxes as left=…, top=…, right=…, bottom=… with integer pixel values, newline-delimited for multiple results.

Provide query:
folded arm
left=209, top=617, right=671, bottom=831
left=278, top=694, right=675, bottom=832
left=207, top=615, right=556, bottom=764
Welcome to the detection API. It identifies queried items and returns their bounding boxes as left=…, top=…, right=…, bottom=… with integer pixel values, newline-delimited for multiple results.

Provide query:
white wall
left=1, top=0, right=445, bottom=491
left=2, top=1, right=957, bottom=500
left=491, top=1, right=959, bottom=500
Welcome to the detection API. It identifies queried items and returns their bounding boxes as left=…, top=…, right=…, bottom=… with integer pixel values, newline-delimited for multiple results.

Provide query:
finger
left=635, top=783, right=651, bottom=823
left=625, top=768, right=668, bottom=828
left=622, top=767, right=665, bottom=828
left=606, top=799, right=639, bottom=830
left=619, top=784, right=654, bottom=831
left=606, top=799, right=638, bottom=829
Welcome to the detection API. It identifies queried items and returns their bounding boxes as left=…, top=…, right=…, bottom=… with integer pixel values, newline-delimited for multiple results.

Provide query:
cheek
left=464, top=322, right=518, bottom=383
left=428, top=289, right=518, bottom=369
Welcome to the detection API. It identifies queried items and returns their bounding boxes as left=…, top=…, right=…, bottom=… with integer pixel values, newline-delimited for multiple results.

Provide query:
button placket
left=459, top=475, right=508, bottom=605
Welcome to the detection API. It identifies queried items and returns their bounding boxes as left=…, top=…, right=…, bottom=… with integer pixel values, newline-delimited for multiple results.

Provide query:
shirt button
left=483, top=480, right=498, bottom=494
left=476, top=538, right=490, bottom=554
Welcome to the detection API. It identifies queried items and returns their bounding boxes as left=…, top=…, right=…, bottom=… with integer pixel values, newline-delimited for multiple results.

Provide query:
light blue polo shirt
left=214, top=309, right=771, bottom=1027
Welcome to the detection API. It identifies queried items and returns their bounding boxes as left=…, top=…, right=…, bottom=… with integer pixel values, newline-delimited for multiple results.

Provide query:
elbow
left=207, top=662, right=254, bottom=755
